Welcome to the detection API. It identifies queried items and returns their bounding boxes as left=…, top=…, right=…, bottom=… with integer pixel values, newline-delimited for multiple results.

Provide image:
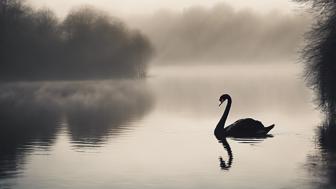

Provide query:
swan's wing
left=226, top=118, right=264, bottom=135
left=232, top=118, right=264, bottom=128
left=223, top=124, right=235, bottom=133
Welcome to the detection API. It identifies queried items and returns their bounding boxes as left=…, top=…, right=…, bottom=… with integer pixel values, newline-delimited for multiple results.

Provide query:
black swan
left=214, top=94, right=274, bottom=140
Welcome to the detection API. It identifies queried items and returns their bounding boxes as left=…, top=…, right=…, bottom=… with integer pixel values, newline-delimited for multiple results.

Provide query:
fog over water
left=0, top=64, right=325, bottom=189
left=148, top=64, right=313, bottom=117
left=0, top=1, right=332, bottom=189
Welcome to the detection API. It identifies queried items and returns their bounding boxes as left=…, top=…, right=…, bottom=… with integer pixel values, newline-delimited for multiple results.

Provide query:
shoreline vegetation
left=0, top=0, right=153, bottom=81
left=296, top=0, right=336, bottom=122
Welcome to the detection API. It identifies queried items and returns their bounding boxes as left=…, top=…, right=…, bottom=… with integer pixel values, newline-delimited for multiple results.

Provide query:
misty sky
left=28, top=0, right=299, bottom=16
left=17, top=0, right=311, bottom=66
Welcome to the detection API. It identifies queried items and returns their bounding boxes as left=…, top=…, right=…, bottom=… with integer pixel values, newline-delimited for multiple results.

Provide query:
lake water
left=0, top=64, right=331, bottom=189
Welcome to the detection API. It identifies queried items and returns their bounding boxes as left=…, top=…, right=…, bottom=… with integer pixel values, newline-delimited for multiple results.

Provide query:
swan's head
left=219, top=94, right=230, bottom=106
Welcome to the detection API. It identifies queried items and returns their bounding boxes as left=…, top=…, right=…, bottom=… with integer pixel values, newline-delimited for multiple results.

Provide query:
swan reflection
left=219, top=138, right=233, bottom=170
left=218, top=135, right=273, bottom=171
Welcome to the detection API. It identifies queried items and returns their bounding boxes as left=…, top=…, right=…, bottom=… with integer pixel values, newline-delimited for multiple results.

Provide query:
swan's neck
left=216, top=96, right=232, bottom=132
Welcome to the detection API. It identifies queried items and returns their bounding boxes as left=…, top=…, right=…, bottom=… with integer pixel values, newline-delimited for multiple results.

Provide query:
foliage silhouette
left=296, top=0, right=336, bottom=122
left=0, top=0, right=152, bottom=81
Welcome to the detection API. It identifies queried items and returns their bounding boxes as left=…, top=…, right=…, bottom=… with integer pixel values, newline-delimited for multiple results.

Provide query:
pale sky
left=28, top=0, right=299, bottom=17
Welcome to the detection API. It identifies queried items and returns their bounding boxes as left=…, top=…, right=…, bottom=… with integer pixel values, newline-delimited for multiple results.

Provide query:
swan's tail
left=264, top=124, right=275, bottom=134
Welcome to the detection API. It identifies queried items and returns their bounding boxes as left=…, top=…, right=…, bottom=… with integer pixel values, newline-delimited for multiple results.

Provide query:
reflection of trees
left=0, top=83, right=61, bottom=178
left=0, top=81, right=154, bottom=178
left=296, top=0, right=336, bottom=122
left=63, top=81, right=154, bottom=144
left=305, top=122, right=336, bottom=188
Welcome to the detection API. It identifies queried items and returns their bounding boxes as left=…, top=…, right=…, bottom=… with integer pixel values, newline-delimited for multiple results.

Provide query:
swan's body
left=215, top=94, right=274, bottom=140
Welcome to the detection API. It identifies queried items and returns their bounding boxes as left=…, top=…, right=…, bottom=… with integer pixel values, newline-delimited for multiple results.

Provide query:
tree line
left=0, top=0, right=153, bottom=80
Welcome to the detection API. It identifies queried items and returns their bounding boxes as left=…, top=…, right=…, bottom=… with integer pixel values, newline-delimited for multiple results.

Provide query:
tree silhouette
left=0, top=0, right=152, bottom=81
left=296, top=0, right=336, bottom=122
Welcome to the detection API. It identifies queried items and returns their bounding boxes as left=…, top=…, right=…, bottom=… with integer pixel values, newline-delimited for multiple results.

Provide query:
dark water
left=0, top=64, right=331, bottom=189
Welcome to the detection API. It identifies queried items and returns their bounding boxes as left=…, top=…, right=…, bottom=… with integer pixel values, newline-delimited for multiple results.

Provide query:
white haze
left=28, top=0, right=297, bottom=16
left=126, top=3, right=312, bottom=64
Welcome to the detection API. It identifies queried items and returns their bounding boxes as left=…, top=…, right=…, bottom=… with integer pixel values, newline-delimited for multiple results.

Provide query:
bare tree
left=296, top=0, right=336, bottom=122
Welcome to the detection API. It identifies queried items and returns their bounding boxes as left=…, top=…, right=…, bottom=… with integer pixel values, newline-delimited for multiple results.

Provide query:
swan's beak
left=219, top=101, right=223, bottom=107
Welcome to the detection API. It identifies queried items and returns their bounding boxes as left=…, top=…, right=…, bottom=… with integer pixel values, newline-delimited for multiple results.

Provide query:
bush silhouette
left=0, top=0, right=153, bottom=81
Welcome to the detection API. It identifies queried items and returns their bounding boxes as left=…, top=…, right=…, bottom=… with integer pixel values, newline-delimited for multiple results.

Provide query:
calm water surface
left=0, top=64, right=330, bottom=189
